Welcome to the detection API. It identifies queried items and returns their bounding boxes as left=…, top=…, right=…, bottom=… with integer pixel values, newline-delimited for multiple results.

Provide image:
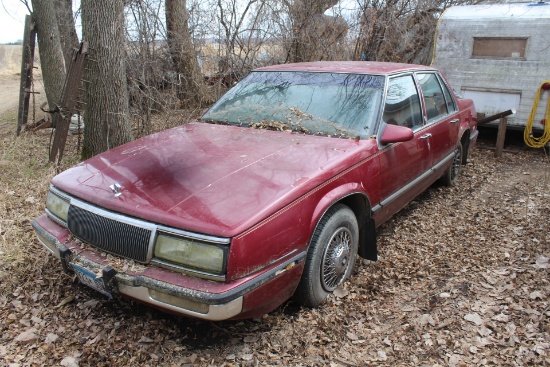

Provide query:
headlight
left=154, top=234, right=227, bottom=275
left=46, top=190, right=70, bottom=222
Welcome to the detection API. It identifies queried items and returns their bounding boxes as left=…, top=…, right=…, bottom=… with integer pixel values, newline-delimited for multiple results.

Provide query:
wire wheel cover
left=321, top=227, right=352, bottom=291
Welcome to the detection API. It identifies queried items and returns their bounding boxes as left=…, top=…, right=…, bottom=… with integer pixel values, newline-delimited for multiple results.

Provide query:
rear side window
left=437, top=74, right=457, bottom=114
left=383, top=75, right=423, bottom=130
left=417, top=73, right=448, bottom=123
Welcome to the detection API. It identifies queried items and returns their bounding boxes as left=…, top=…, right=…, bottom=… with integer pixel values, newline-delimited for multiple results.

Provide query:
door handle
left=450, top=118, right=460, bottom=124
left=419, top=133, right=432, bottom=139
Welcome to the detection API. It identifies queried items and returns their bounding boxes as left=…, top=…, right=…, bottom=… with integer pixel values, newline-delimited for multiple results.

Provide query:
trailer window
left=472, top=38, right=527, bottom=59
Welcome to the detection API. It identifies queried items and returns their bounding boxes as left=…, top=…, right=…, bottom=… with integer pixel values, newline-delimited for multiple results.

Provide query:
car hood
left=53, top=122, right=377, bottom=237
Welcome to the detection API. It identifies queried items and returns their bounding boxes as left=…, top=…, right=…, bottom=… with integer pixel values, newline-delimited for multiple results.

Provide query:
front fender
left=309, top=184, right=377, bottom=260
left=309, top=183, right=365, bottom=233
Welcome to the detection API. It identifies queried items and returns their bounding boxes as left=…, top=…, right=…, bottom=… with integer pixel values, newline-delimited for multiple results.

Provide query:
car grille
left=67, top=205, right=152, bottom=262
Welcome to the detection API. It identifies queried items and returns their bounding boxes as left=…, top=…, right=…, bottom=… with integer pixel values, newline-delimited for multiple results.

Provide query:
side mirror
left=380, top=124, right=414, bottom=144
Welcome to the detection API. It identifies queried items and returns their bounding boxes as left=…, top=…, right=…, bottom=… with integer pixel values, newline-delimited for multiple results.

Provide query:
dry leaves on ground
left=0, top=125, right=549, bottom=366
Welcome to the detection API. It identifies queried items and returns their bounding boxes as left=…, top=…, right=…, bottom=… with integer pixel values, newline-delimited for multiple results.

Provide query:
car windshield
left=201, top=71, right=385, bottom=138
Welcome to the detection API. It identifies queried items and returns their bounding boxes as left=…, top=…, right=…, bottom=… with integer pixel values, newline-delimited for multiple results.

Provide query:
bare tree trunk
left=288, top=0, right=347, bottom=63
left=82, top=0, right=133, bottom=159
left=354, top=0, right=440, bottom=65
left=55, top=0, right=79, bottom=67
left=165, top=0, right=206, bottom=106
left=31, top=0, right=66, bottom=111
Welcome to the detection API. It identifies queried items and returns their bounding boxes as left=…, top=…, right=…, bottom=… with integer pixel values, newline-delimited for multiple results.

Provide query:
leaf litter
left=0, top=124, right=549, bottom=366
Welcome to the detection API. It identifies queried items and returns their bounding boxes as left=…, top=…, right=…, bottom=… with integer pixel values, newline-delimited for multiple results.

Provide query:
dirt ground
left=0, top=45, right=24, bottom=115
left=0, top=45, right=45, bottom=128
left=0, top=47, right=548, bottom=366
left=0, top=75, right=22, bottom=115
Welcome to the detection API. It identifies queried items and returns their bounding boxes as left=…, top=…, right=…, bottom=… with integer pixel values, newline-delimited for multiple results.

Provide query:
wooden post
left=495, top=117, right=507, bottom=158
left=49, top=41, right=88, bottom=163
left=16, top=15, right=37, bottom=136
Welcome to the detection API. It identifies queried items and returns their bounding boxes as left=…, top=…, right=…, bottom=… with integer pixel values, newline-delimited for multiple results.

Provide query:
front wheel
left=441, top=142, right=463, bottom=186
left=293, top=204, right=359, bottom=308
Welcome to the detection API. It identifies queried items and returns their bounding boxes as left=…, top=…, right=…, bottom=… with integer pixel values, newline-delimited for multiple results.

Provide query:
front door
left=375, top=74, right=433, bottom=225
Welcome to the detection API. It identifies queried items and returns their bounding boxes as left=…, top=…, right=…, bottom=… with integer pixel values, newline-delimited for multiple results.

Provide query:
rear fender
left=457, top=98, right=477, bottom=137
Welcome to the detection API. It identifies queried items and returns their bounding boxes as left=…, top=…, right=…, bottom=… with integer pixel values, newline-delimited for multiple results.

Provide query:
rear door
left=415, top=72, right=460, bottom=169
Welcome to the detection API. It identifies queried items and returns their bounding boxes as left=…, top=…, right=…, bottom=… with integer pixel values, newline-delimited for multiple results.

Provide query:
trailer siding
left=433, top=3, right=550, bottom=129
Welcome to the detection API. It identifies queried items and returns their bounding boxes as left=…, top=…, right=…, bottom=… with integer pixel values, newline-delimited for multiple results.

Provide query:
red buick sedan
left=33, top=61, right=477, bottom=320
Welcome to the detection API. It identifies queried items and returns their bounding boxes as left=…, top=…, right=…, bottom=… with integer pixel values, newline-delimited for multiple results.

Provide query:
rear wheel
left=293, top=204, right=359, bottom=307
left=442, top=142, right=462, bottom=186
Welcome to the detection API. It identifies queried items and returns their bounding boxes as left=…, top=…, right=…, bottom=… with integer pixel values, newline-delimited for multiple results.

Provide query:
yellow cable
left=524, top=80, right=550, bottom=148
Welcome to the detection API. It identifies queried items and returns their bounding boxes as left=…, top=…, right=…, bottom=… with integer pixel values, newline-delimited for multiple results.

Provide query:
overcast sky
left=0, top=1, right=29, bottom=44
left=0, top=0, right=357, bottom=45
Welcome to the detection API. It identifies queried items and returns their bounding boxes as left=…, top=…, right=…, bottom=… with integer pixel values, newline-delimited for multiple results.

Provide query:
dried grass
left=0, top=45, right=23, bottom=77
left=0, top=45, right=42, bottom=78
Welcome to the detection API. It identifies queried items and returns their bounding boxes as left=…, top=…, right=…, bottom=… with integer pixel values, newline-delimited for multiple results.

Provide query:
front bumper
left=32, top=215, right=305, bottom=321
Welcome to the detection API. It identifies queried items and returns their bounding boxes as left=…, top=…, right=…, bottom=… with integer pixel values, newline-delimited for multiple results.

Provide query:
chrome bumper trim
left=115, top=251, right=306, bottom=304
left=117, top=284, right=243, bottom=321
left=32, top=220, right=62, bottom=259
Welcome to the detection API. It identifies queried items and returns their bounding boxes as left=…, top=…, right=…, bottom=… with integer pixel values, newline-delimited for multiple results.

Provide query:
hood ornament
left=109, top=183, right=123, bottom=197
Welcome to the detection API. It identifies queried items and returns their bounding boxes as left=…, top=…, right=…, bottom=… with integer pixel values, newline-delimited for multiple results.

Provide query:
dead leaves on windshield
left=250, top=120, right=291, bottom=132
left=0, top=129, right=549, bottom=366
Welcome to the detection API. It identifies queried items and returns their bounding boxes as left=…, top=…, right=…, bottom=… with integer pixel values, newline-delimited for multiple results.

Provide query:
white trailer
left=432, top=2, right=550, bottom=130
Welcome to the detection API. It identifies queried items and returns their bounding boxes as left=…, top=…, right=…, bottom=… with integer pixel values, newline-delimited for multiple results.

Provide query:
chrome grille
left=67, top=205, right=152, bottom=262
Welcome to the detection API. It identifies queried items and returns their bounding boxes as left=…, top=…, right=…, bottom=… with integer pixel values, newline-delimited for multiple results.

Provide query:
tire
left=293, top=204, right=359, bottom=308
left=442, top=142, right=462, bottom=186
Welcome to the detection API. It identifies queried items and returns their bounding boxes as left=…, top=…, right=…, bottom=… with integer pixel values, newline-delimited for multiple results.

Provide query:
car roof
left=254, top=61, right=438, bottom=75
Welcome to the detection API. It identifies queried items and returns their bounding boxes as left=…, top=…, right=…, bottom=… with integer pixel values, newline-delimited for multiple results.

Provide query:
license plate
left=70, top=263, right=112, bottom=298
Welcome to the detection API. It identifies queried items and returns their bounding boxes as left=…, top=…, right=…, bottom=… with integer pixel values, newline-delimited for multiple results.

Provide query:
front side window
left=417, top=73, right=448, bottom=123
left=202, top=71, right=385, bottom=138
left=383, top=75, right=423, bottom=130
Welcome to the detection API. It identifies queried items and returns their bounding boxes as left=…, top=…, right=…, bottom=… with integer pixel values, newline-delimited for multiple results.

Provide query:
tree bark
left=55, top=0, right=79, bottom=67
left=82, top=0, right=133, bottom=159
left=165, top=0, right=206, bottom=106
left=31, top=0, right=66, bottom=111
left=288, top=0, right=347, bottom=63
